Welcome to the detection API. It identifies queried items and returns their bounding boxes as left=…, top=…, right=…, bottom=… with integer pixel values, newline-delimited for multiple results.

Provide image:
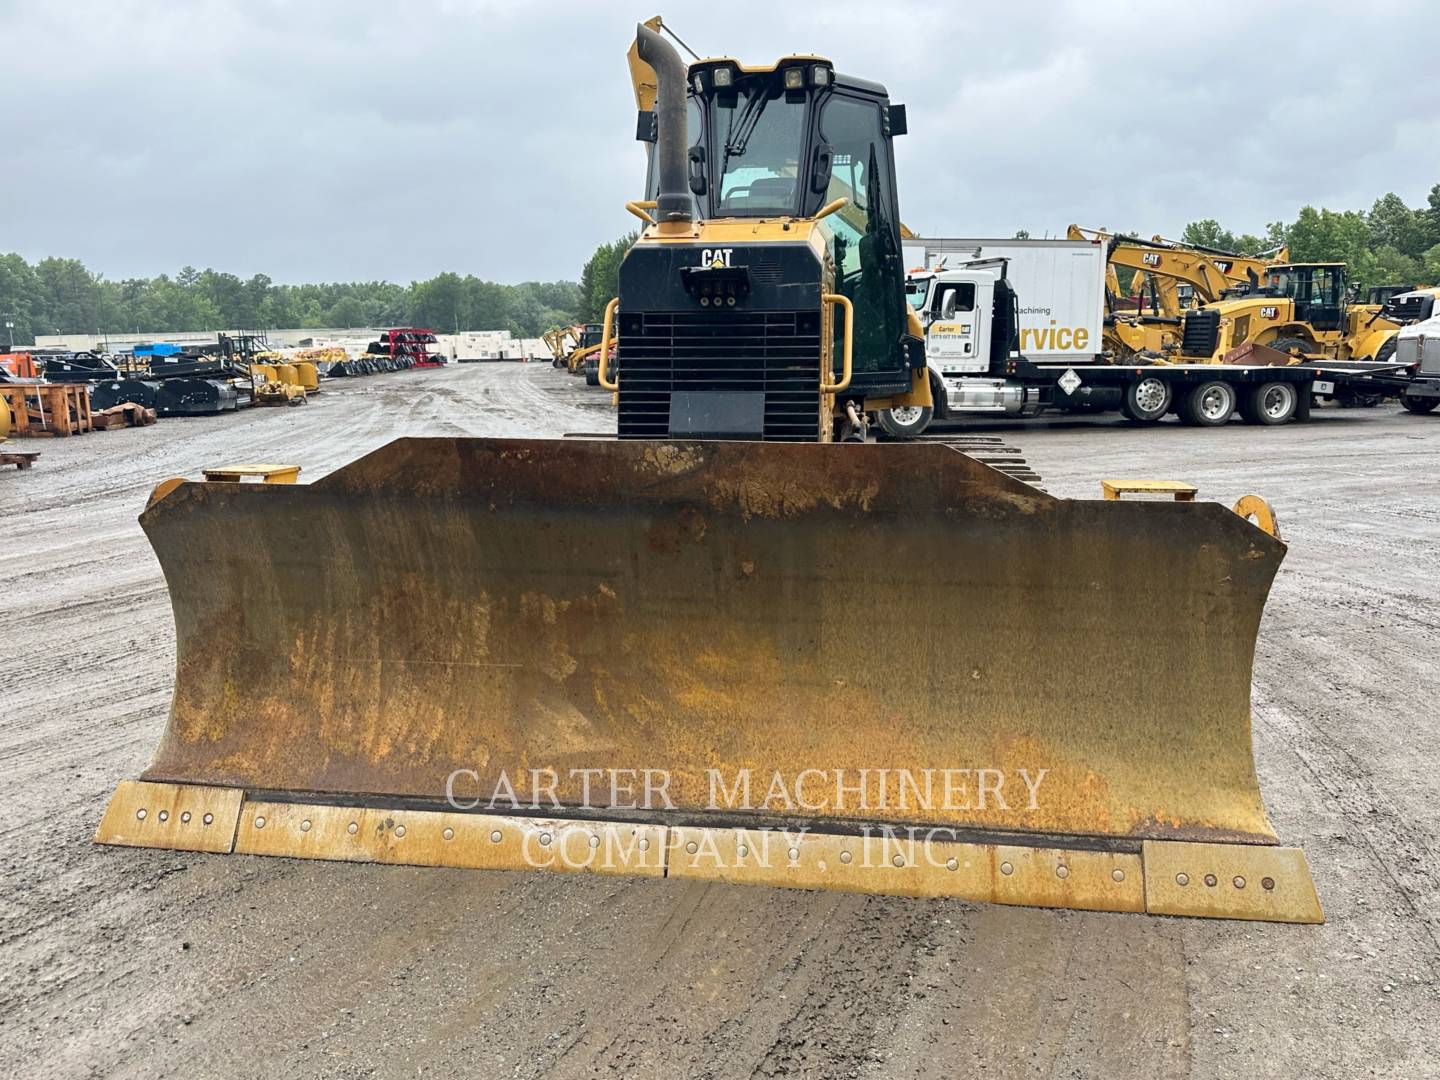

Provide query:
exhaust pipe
left=636, top=23, right=692, bottom=225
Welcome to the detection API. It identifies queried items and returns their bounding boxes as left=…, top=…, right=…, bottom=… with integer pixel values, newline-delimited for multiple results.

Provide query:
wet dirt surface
left=1, top=362, right=1436, bottom=1078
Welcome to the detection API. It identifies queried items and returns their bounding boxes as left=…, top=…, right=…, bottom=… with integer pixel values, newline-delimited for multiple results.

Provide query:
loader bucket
left=97, top=438, right=1321, bottom=923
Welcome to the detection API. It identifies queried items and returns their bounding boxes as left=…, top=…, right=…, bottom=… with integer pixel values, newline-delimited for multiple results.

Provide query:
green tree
left=1418, top=183, right=1440, bottom=251
left=1281, top=206, right=1373, bottom=265
left=1180, top=219, right=1241, bottom=253
left=1368, top=193, right=1424, bottom=258
left=408, top=272, right=467, bottom=331
left=0, top=253, right=45, bottom=343
left=326, top=296, right=368, bottom=327
left=36, top=257, right=103, bottom=334
left=578, top=232, right=639, bottom=322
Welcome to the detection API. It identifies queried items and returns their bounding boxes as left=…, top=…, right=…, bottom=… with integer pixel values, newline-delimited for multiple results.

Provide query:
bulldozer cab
left=639, top=55, right=913, bottom=392
left=1266, top=264, right=1347, bottom=331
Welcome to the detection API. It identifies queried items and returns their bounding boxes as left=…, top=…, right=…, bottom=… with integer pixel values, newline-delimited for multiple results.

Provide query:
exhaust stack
left=636, top=23, right=692, bottom=225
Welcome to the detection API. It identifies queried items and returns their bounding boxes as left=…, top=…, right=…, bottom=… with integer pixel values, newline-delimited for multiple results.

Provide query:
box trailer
left=903, top=237, right=1106, bottom=364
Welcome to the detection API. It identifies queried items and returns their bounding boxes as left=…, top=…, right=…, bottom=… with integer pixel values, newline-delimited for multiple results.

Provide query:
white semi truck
left=877, top=236, right=1412, bottom=437
left=1396, top=312, right=1440, bottom=415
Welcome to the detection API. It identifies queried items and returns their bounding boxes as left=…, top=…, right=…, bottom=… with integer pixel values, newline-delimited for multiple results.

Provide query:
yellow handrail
left=814, top=197, right=849, bottom=221
left=821, top=293, right=853, bottom=393
left=598, top=297, right=620, bottom=391
left=625, top=200, right=658, bottom=225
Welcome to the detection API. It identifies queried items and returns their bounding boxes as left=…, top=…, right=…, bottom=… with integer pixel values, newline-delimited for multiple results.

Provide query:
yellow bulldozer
left=96, top=23, right=1321, bottom=925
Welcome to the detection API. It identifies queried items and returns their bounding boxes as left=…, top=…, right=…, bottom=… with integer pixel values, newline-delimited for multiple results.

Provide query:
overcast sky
left=4, top=0, right=1438, bottom=285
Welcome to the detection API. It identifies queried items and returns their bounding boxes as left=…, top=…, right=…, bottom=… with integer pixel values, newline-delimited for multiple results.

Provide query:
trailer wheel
left=1241, top=381, right=1298, bottom=425
left=1402, top=394, right=1439, bottom=415
left=1177, top=380, right=1236, bottom=426
left=877, top=404, right=933, bottom=439
left=584, top=359, right=600, bottom=387
left=1121, top=376, right=1171, bottom=424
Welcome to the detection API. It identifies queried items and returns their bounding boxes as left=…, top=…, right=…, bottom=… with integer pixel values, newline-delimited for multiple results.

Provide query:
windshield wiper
left=721, top=90, right=768, bottom=168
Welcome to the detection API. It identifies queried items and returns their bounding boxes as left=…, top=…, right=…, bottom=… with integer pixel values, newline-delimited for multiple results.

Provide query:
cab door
left=1308, top=267, right=1344, bottom=331
left=925, top=280, right=986, bottom=373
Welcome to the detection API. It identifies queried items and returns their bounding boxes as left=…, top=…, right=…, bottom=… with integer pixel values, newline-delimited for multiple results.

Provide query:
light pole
left=2, top=316, right=13, bottom=352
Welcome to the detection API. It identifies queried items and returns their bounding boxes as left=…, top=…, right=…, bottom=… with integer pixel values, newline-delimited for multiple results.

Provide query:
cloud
left=2, top=0, right=1436, bottom=283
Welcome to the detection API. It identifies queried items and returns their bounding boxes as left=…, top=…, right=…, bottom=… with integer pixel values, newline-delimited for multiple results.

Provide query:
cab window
left=933, top=282, right=975, bottom=319
left=711, top=83, right=805, bottom=215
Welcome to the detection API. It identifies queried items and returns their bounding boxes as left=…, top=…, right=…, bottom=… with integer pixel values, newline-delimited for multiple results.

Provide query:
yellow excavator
left=1069, top=225, right=1288, bottom=360
left=543, top=325, right=580, bottom=368
left=96, top=23, right=1321, bottom=925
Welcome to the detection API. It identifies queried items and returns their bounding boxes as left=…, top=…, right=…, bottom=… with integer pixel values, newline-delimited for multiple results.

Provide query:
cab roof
left=689, top=56, right=888, bottom=98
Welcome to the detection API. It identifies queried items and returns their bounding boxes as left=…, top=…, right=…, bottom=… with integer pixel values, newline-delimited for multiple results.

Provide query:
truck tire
left=584, top=359, right=600, bottom=386
left=1177, top=380, right=1236, bottom=426
left=1402, top=394, right=1439, bottom=415
left=1121, top=376, right=1171, bottom=424
left=1240, top=381, right=1298, bottom=425
left=876, top=404, right=933, bottom=440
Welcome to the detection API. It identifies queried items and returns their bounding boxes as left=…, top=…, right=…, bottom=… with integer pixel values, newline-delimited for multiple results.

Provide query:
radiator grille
left=1181, top=308, right=1221, bottom=357
left=617, top=310, right=823, bottom=440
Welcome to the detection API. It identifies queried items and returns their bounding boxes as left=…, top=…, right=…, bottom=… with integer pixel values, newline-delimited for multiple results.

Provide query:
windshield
left=711, top=81, right=806, bottom=215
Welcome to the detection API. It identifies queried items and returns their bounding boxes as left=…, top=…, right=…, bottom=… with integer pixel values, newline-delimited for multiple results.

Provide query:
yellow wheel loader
left=1179, top=262, right=1402, bottom=365
left=96, top=24, right=1322, bottom=924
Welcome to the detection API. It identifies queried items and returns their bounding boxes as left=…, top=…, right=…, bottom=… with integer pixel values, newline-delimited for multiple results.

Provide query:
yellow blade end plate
left=1142, top=840, right=1324, bottom=923
left=93, top=780, right=243, bottom=854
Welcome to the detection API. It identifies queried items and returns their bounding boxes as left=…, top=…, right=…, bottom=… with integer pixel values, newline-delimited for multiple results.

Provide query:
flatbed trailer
left=888, top=254, right=1415, bottom=434
left=980, top=357, right=1414, bottom=426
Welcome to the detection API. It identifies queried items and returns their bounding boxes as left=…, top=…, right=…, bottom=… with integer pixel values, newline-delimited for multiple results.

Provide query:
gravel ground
left=1, top=362, right=1436, bottom=1079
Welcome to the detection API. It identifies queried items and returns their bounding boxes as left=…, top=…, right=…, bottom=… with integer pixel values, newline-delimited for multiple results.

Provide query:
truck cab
left=1382, top=287, right=1438, bottom=326
left=911, top=261, right=1015, bottom=376
left=1397, top=313, right=1440, bottom=414
left=878, top=261, right=1027, bottom=437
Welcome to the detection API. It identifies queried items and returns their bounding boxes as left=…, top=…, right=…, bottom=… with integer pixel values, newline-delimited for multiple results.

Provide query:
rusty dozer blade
left=97, top=438, right=1321, bottom=923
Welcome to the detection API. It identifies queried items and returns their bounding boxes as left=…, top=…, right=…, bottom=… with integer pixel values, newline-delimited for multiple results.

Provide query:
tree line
left=0, top=255, right=581, bottom=346
left=9, top=179, right=1438, bottom=349
left=1177, top=183, right=1440, bottom=288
